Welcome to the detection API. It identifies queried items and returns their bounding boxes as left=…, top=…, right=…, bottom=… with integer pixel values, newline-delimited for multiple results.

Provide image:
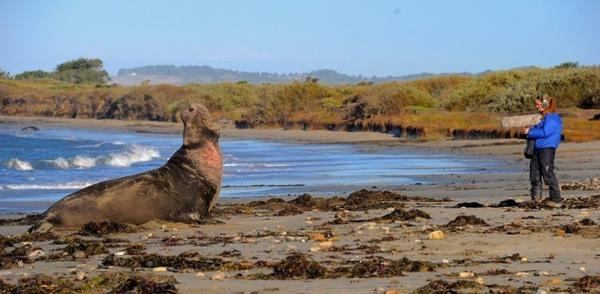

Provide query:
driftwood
left=501, top=114, right=542, bottom=129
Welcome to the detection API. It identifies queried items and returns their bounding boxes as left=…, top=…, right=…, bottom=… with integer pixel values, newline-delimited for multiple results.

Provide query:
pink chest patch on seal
left=199, top=143, right=223, bottom=173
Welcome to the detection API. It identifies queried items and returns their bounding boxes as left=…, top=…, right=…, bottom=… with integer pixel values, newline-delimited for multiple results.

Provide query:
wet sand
left=1, top=115, right=599, bottom=293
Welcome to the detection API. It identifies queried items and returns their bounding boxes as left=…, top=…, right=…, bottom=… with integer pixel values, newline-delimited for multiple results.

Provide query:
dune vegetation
left=1, top=60, right=599, bottom=141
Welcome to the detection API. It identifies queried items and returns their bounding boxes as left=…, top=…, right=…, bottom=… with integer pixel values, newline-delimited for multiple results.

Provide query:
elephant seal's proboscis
left=30, top=103, right=223, bottom=232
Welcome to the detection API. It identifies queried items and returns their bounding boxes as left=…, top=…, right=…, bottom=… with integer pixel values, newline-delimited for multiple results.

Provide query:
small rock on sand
left=308, top=232, right=327, bottom=242
left=428, top=230, right=445, bottom=240
left=210, top=271, right=226, bottom=280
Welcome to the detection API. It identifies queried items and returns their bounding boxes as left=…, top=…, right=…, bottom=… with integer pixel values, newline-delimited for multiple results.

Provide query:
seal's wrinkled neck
left=181, top=104, right=219, bottom=148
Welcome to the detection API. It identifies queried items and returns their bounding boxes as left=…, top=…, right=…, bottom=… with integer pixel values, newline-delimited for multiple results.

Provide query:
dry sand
left=1, top=115, right=599, bottom=293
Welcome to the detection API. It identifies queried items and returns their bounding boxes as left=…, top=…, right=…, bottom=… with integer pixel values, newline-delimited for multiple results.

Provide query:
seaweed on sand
left=574, top=274, right=600, bottom=292
left=63, top=239, right=109, bottom=257
left=102, top=252, right=251, bottom=272
left=371, top=208, right=431, bottom=223
left=0, top=214, right=43, bottom=226
left=413, top=280, right=482, bottom=294
left=271, top=252, right=328, bottom=279
left=78, top=221, right=134, bottom=237
left=0, top=272, right=178, bottom=294
left=445, top=215, right=489, bottom=228
left=109, top=274, right=178, bottom=294
left=340, top=256, right=437, bottom=278
left=0, top=244, right=45, bottom=269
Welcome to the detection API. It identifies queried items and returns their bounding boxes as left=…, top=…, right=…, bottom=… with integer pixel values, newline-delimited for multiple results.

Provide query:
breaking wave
left=43, top=145, right=160, bottom=169
left=103, top=144, right=160, bottom=167
left=0, top=182, right=94, bottom=190
left=5, top=159, right=34, bottom=171
left=45, top=156, right=98, bottom=169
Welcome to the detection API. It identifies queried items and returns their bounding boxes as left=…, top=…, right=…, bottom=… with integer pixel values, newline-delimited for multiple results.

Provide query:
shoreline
left=1, top=115, right=599, bottom=293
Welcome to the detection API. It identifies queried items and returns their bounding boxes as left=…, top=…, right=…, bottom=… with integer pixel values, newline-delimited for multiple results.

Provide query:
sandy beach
left=1, top=115, right=599, bottom=293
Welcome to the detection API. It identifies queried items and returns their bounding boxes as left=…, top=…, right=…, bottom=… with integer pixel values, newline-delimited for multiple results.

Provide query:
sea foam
left=5, top=159, right=34, bottom=171
left=1, top=182, right=94, bottom=190
left=45, top=156, right=97, bottom=169
left=103, top=144, right=160, bottom=167
left=43, top=145, right=159, bottom=169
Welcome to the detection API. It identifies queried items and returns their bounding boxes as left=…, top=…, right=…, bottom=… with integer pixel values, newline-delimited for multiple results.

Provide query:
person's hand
left=523, top=127, right=530, bottom=134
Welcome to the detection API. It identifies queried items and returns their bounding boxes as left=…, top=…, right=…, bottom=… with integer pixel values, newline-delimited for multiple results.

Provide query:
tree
left=14, top=70, right=51, bottom=80
left=554, top=61, right=579, bottom=69
left=55, top=58, right=109, bottom=84
left=0, top=68, right=11, bottom=79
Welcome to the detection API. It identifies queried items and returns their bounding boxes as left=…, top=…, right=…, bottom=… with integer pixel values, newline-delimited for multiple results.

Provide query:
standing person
left=524, top=95, right=563, bottom=203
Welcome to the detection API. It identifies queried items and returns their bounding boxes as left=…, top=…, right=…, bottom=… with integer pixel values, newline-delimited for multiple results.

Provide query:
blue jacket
left=527, top=113, right=563, bottom=150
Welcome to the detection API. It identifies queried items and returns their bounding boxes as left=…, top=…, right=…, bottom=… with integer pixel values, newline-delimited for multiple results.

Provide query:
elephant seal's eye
left=189, top=106, right=195, bottom=112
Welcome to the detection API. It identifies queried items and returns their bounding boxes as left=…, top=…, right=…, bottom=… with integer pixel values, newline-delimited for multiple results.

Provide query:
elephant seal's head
left=181, top=103, right=219, bottom=147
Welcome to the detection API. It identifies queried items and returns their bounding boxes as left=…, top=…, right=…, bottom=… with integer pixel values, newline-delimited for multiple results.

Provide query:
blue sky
left=1, top=0, right=598, bottom=76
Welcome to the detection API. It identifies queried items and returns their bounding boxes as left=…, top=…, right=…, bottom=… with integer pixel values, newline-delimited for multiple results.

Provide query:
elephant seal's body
left=32, top=104, right=222, bottom=231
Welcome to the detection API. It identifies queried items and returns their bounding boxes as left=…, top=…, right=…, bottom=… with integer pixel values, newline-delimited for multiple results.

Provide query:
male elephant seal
left=30, top=103, right=222, bottom=232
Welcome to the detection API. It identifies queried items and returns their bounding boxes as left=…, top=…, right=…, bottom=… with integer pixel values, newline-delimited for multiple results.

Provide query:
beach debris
left=574, top=274, right=600, bottom=292
left=492, top=199, right=519, bottom=207
left=0, top=244, right=42, bottom=269
left=343, top=256, right=437, bottom=278
left=210, top=271, right=226, bottom=281
left=344, top=190, right=409, bottom=210
left=276, top=205, right=304, bottom=216
left=0, top=214, right=43, bottom=226
left=371, top=208, right=431, bottom=223
left=152, top=267, right=168, bottom=272
left=26, top=249, right=46, bottom=261
left=218, top=249, right=241, bottom=258
left=414, top=280, right=482, bottom=294
left=125, top=243, right=146, bottom=255
left=77, top=221, right=134, bottom=237
left=579, top=218, right=597, bottom=226
left=110, top=274, right=178, bottom=294
left=162, top=235, right=185, bottom=246
left=308, top=232, right=327, bottom=242
left=459, top=271, right=475, bottom=278
left=428, top=230, right=445, bottom=240
left=63, top=239, right=108, bottom=258
left=445, top=215, right=489, bottom=228
left=343, top=190, right=447, bottom=211
left=0, top=269, right=178, bottom=293
left=318, top=241, right=333, bottom=250
left=514, top=271, right=530, bottom=278
left=454, top=202, right=485, bottom=208
left=271, top=252, right=328, bottom=279
left=561, top=178, right=600, bottom=191
left=288, top=193, right=318, bottom=208
left=101, top=252, right=254, bottom=272
left=330, top=210, right=353, bottom=224
left=544, top=278, right=562, bottom=286
left=561, top=195, right=600, bottom=209
left=75, top=271, right=86, bottom=281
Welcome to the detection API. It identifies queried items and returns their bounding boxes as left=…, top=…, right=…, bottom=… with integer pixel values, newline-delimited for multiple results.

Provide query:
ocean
left=0, top=126, right=505, bottom=212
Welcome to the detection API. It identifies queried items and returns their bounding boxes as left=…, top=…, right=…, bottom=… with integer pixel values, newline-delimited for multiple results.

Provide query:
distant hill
left=112, top=65, right=472, bottom=85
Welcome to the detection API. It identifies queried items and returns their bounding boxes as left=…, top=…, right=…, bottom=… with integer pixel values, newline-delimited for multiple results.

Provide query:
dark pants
left=530, top=148, right=562, bottom=202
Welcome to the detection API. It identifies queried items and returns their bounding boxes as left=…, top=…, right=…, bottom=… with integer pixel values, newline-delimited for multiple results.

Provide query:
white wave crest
left=224, top=163, right=289, bottom=168
left=71, top=156, right=97, bottom=168
left=1, top=182, right=94, bottom=190
left=5, top=159, right=34, bottom=171
left=46, top=157, right=70, bottom=169
left=41, top=144, right=158, bottom=170
left=45, top=156, right=97, bottom=169
left=103, top=144, right=160, bottom=167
